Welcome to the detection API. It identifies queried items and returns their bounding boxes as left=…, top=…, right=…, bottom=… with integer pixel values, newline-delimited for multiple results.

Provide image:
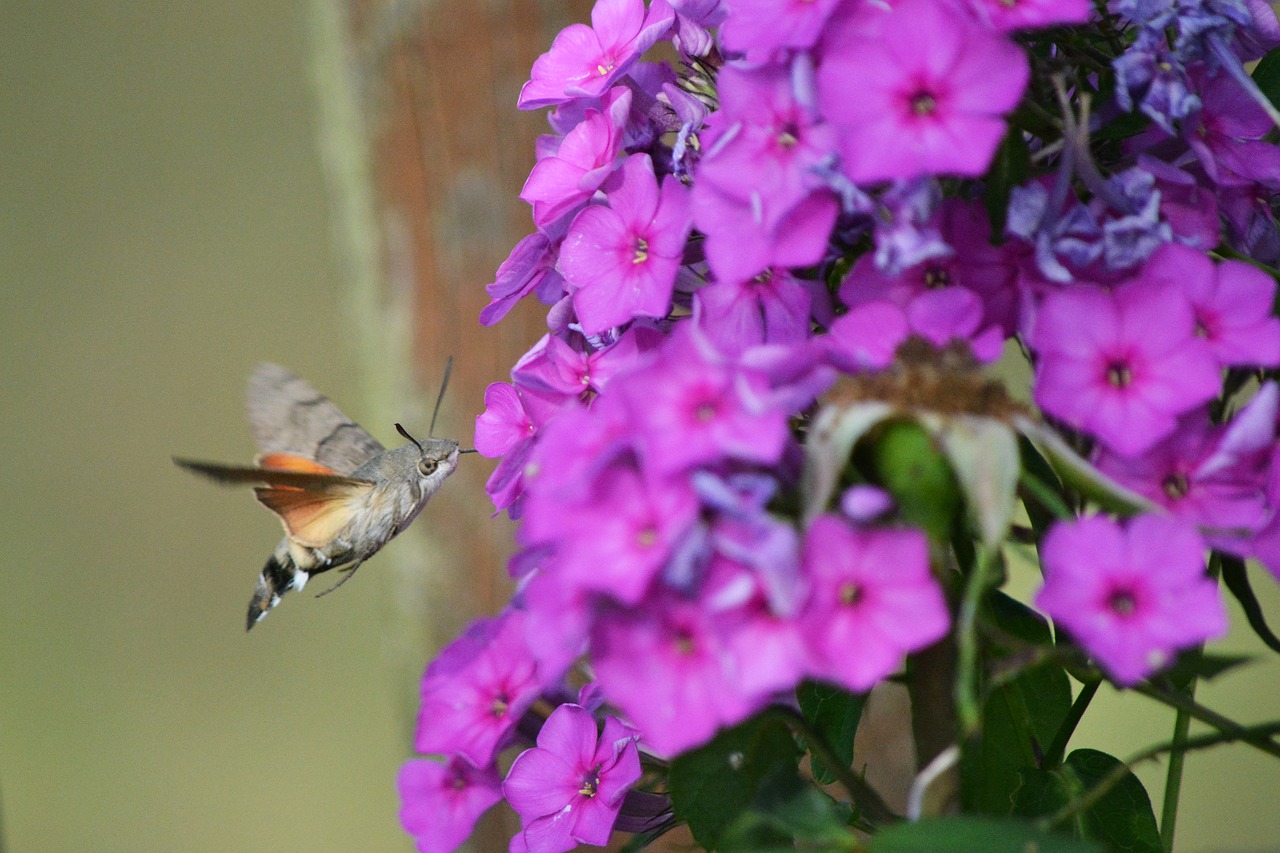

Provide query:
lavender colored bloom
left=399, top=757, right=503, bottom=853
left=799, top=515, right=950, bottom=692
left=503, top=705, right=642, bottom=853
left=591, top=590, right=764, bottom=755
left=840, top=485, right=895, bottom=522
left=669, top=0, right=725, bottom=56
left=561, top=153, right=693, bottom=334
left=481, top=233, right=567, bottom=326
left=817, top=0, right=1029, bottom=183
left=870, top=178, right=950, bottom=275
left=1184, top=72, right=1280, bottom=188
left=1112, top=29, right=1201, bottom=133
left=1095, top=388, right=1276, bottom=537
left=521, top=87, right=632, bottom=231
left=415, top=610, right=543, bottom=767
left=1142, top=242, right=1280, bottom=368
left=519, top=0, right=675, bottom=109
left=1030, top=277, right=1220, bottom=457
left=1036, top=514, right=1227, bottom=686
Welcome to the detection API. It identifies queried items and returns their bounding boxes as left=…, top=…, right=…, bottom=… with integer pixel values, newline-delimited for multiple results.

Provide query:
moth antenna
left=428, top=355, right=454, bottom=438
left=458, top=449, right=479, bottom=454
left=395, top=422, right=423, bottom=452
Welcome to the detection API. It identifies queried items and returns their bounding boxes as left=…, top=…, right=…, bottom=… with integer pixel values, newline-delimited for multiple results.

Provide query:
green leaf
left=1221, top=555, right=1280, bottom=655
left=719, top=771, right=856, bottom=852
left=1062, top=749, right=1161, bottom=853
left=962, top=593, right=1072, bottom=814
left=868, top=817, right=1101, bottom=853
left=796, top=680, right=866, bottom=786
left=1252, top=46, right=1280, bottom=111
left=1018, top=435, right=1063, bottom=538
left=1015, top=417, right=1156, bottom=517
left=984, top=126, right=1031, bottom=237
left=1161, top=651, right=1252, bottom=689
left=669, top=714, right=802, bottom=850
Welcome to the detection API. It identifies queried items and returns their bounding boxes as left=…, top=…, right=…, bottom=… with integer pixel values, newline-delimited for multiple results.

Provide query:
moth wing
left=254, top=482, right=373, bottom=549
left=173, top=457, right=373, bottom=489
left=246, top=363, right=384, bottom=476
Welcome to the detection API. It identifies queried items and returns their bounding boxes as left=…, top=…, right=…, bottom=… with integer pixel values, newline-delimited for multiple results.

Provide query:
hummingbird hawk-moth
left=175, top=361, right=472, bottom=630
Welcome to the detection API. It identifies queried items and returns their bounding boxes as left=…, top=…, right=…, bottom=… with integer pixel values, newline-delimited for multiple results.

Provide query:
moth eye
left=417, top=458, right=438, bottom=476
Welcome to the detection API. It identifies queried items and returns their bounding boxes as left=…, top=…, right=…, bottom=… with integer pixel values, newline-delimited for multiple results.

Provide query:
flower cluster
left=400, top=0, right=1280, bottom=850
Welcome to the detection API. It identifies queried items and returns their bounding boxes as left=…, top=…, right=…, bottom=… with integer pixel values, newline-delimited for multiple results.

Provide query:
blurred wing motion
left=246, top=363, right=384, bottom=475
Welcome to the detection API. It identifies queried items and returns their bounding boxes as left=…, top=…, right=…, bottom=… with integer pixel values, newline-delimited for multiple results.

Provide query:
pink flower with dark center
left=560, top=153, right=693, bottom=334
left=1030, top=278, right=1220, bottom=458
left=519, top=0, right=675, bottom=109
left=1036, top=515, right=1227, bottom=686
left=503, top=705, right=642, bottom=853
left=398, top=757, right=502, bottom=853
left=817, top=0, right=1029, bottom=183
left=798, top=515, right=950, bottom=692
left=1142, top=242, right=1280, bottom=369
left=415, top=610, right=543, bottom=767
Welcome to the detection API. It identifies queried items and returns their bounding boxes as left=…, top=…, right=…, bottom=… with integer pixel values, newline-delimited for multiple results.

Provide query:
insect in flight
left=175, top=360, right=474, bottom=630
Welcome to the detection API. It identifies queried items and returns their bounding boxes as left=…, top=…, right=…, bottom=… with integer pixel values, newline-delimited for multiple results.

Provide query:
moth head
left=395, top=422, right=461, bottom=483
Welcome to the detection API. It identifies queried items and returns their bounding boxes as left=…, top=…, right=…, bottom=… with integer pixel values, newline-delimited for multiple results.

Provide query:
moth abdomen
left=247, top=551, right=309, bottom=631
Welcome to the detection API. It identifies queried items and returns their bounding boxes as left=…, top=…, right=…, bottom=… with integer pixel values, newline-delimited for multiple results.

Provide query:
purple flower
left=720, top=0, right=844, bottom=58
left=618, top=323, right=790, bottom=475
left=695, top=268, right=825, bottom=355
left=1143, top=242, right=1280, bottom=368
left=1094, top=390, right=1276, bottom=537
left=503, top=705, right=642, bottom=853
left=1030, top=277, right=1220, bottom=458
left=817, top=0, right=1029, bottom=183
left=481, top=233, right=566, bottom=327
left=798, top=515, right=950, bottom=693
left=591, top=590, right=764, bottom=755
left=476, top=381, right=564, bottom=516
left=399, top=757, right=503, bottom=853
left=958, top=0, right=1092, bottom=31
left=519, top=0, right=675, bottom=109
left=1184, top=71, right=1280, bottom=188
left=824, top=301, right=912, bottom=373
left=1036, top=514, right=1227, bottom=686
left=415, top=610, right=543, bottom=767
left=560, top=153, right=692, bottom=334
left=521, top=87, right=632, bottom=231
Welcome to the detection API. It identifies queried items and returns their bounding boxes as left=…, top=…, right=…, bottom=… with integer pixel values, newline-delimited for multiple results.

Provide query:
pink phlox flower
left=503, top=705, right=642, bottom=853
left=517, top=567, right=594, bottom=684
left=561, top=153, right=693, bottom=334
left=691, top=183, right=840, bottom=284
left=720, top=0, right=844, bottom=58
left=816, top=0, right=1029, bottom=183
left=841, top=485, right=896, bottom=522
left=398, top=757, right=503, bottom=853
left=619, top=323, right=790, bottom=475
left=954, top=0, right=1092, bottom=32
left=521, top=87, right=632, bottom=231
left=1135, top=155, right=1222, bottom=252
left=798, top=515, right=950, bottom=692
left=1030, top=277, right=1221, bottom=458
left=415, top=609, right=543, bottom=767
left=1094, top=385, right=1277, bottom=538
left=591, top=590, right=765, bottom=756
left=512, top=326, right=664, bottom=405
left=906, top=288, right=1005, bottom=363
left=669, top=0, right=725, bottom=56
left=519, top=0, right=675, bottom=109
left=476, top=380, right=564, bottom=517
left=695, top=267, right=827, bottom=355
left=1143, top=242, right=1280, bottom=368
left=824, top=301, right=912, bottom=373
left=481, top=233, right=567, bottom=327
left=738, top=337, right=838, bottom=412
left=536, top=460, right=700, bottom=604
left=1036, top=514, right=1227, bottom=686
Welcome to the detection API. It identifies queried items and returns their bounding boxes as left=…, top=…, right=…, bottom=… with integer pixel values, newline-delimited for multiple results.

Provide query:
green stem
left=1160, top=702, right=1193, bottom=852
left=956, top=546, right=999, bottom=737
left=1039, top=721, right=1280, bottom=832
left=1019, top=470, right=1074, bottom=521
left=775, top=707, right=901, bottom=827
left=1042, top=678, right=1100, bottom=770
left=1135, top=683, right=1280, bottom=760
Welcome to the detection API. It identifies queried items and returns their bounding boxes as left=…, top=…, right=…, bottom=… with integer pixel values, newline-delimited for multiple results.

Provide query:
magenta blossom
left=518, top=0, right=674, bottom=109
left=503, top=705, right=642, bottom=853
left=957, top=0, right=1092, bottom=32
left=520, top=87, right=632, bottom=230
left=398, top=757, right=503, bottom=853
left=480, top=233, right=566, bottom=326
left=1036, top=515, right=1227, bottom=686
left=694, top=267, right=825, bottom=355
left=415, top=609, right=543, bottom=767
left=560, top=153, right=693, bottom=334
left=817, top=0, right=1029, bottom=183
left=1030, top=278, right=1220, bottom=458
left=719, top=0, right=844, bottom=58
left=799, top=515, right=950, bottom=692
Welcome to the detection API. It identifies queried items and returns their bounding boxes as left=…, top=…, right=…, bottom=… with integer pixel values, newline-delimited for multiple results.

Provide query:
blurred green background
left=1, top=2, right=1278, bottom=852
